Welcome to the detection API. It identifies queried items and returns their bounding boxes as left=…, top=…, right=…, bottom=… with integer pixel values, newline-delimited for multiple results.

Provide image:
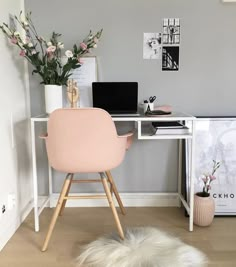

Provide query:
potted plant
left=194, top=160, right=221, bottom=226
left=0, top=11, right=102, bottom=113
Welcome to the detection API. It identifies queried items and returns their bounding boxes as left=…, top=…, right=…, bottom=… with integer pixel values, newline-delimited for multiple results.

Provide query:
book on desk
left=151, top=121, right=190, bottom=135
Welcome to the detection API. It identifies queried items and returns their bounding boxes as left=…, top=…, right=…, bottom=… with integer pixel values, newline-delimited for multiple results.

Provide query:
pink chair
left=41, top=108, right=133, bottom=251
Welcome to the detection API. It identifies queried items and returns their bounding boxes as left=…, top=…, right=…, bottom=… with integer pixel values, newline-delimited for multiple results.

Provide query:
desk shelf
left=138, top=134, right=193, bottom=140
left=137, top=120, right=194, bottom=140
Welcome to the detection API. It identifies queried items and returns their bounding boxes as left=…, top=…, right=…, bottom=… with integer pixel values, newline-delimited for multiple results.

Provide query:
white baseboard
left=0, top=200, right=33, bottom=251
left=39, top=193, right=180, bottom=208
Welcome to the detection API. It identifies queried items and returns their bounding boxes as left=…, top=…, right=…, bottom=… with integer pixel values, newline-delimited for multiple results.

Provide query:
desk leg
left=189, top=121, right=196, bottom=231
left=178, top=139, right=183, bottom=207
left=31, top=120, right=39, bottom=232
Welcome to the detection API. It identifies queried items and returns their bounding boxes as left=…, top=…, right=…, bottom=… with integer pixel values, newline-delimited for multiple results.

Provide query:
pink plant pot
left=193, top=194, right=215, bottom=227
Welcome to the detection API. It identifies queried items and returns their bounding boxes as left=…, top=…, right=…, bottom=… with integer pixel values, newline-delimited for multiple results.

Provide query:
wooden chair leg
left=105, top=171, right=126, bottom=215
left=42, top=174, right=72, bottom=252
left=100, top=173, right=124, bottom=240
left=59, top=174, right=73, bottom=216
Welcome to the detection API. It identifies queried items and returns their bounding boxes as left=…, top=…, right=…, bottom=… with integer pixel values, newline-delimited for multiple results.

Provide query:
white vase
left=44, top=85, right=63, bottom=114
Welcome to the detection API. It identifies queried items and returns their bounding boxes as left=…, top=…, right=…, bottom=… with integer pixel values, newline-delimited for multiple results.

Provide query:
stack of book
left=151, top=121, right=189, bottom=135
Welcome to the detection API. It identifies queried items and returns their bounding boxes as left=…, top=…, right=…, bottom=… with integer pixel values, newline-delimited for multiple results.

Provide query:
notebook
left=92, top=82, right=140, bottom=116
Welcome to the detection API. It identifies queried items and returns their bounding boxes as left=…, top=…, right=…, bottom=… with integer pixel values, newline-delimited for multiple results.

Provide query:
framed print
left=186, top=117, right=236, bottom=215
left=70, top=56, right=97, bottom=107
left=162, top=18, right=180, bottom=45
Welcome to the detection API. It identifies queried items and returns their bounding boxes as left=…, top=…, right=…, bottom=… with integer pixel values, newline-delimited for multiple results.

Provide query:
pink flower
left=209, top=175, right=216, bottom=181
left=80, top=42, right=87, bottom=50
left=11, top=37, right=17, bottom=44
left=19, top=50, right=26, bottom=57
left=202, top=177, right=207, bottom=183
left=77, top=57, right=84, bottom=64
left=46, top=45, right=56, bottom=53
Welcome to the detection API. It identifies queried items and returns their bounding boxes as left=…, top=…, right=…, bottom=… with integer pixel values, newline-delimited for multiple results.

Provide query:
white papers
left=70, top=57, right=97, bottom=107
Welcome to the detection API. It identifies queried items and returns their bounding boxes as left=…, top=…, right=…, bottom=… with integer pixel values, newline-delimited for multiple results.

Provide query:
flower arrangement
left=0, top=11, right=102, bottom=85
left=197, top=160, right=221, bottom=197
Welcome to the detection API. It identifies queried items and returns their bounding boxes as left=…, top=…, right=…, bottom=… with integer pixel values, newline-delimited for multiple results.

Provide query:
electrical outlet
left=2, top=205, right=6, bottom=214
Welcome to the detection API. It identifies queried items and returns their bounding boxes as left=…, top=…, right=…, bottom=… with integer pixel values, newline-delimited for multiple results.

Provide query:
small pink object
left=154, top=105, right=172, bottom=113
left=80, top=42, right=87, bottom=50
left=11, top=37, right=17, bottom=44
left=19, top=50, right=26, bottom=56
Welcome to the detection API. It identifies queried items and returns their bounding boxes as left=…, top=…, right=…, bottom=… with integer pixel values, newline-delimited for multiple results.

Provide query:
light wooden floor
left=0, top=207, right=236, bottom=267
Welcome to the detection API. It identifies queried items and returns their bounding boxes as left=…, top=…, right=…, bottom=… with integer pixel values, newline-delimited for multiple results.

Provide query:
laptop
left=92, top=82, right=140, bottom=116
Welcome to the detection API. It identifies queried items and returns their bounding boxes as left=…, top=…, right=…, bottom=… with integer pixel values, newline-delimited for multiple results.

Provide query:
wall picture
left=143, top=33, right=162, bottom=59
left=162, top=46, right=179, bottom=71
left=163, top=18, right=180, bottom=45
left=187, top=118, right=236, bottom=215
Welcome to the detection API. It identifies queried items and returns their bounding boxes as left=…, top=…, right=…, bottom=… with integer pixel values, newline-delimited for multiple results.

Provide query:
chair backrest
left=46, top=108, right=127, bottom=173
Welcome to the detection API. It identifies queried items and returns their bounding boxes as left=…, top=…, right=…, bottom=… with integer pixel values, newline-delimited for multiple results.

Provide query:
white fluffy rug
left=76, top=227, right=207, bottom=267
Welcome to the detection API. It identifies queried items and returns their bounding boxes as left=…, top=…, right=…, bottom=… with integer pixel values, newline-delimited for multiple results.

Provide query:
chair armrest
left=39, top=133, right=48, bottom=139
left=118, top=131, right=134, bottom=150
left=118, top=131, right=134, bottom=138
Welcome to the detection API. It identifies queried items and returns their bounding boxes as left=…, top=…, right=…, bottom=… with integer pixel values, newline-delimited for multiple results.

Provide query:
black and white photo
left=163, top=18, right=180, bottom=44
left=162, top=46, right=179, bottom=71
left=143, top=33, right=162, bottom=59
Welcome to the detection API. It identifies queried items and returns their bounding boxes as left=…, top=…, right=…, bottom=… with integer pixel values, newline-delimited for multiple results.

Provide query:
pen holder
left=143, top=103, right=154, bottom=113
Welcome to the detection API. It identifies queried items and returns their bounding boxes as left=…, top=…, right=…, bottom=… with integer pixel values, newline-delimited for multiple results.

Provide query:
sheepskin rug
left=76, top=227, right=207, bottom=267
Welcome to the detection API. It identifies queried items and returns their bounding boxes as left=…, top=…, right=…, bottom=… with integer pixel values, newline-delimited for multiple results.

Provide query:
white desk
left=31, top=111, right=196, bottom=232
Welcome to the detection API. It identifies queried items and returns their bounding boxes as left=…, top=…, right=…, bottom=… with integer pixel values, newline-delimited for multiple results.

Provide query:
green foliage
left=0, top=11, right=103, bottom=86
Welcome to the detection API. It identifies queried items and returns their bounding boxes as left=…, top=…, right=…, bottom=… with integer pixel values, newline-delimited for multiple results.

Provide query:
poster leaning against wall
left=187, top=117, right=236, bottom=216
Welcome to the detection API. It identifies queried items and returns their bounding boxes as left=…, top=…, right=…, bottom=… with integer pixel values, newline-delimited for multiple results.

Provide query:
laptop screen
left=92, top=82, right=138, bottom=114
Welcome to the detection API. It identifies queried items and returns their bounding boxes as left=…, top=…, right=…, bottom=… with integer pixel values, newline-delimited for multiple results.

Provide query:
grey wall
left=25, top=0, right=236, bottom=193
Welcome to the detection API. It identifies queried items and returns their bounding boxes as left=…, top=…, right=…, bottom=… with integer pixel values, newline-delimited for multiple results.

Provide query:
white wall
left=0, top=0, right=32, bottom=250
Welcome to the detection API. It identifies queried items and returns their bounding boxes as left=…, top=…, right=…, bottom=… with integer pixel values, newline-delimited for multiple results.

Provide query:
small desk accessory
left=143, top=96, right=157, bottom=113
left=145, top=109, right=171, bottom=116
left=67, top=79, right=80, bottom=108
left=145, top=104, right=172, bottom=116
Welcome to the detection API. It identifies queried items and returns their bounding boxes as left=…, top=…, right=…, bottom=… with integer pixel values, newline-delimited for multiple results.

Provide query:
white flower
left=57, top=42, right=64, bottom=49
left=23, top=21, right=29, bottom=27
left=13, top=31, right=20, bottom=36
left=65, top=50, right=73, bottom=58
left=20, top=14, right=28, bottom=26
left=93, top=44, right=97, bottom=48
left=31, top=50, right=37, bottom=55
left=28, top=42, right=33, bottom=47
left=47, top=41, right=52, bottom=46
